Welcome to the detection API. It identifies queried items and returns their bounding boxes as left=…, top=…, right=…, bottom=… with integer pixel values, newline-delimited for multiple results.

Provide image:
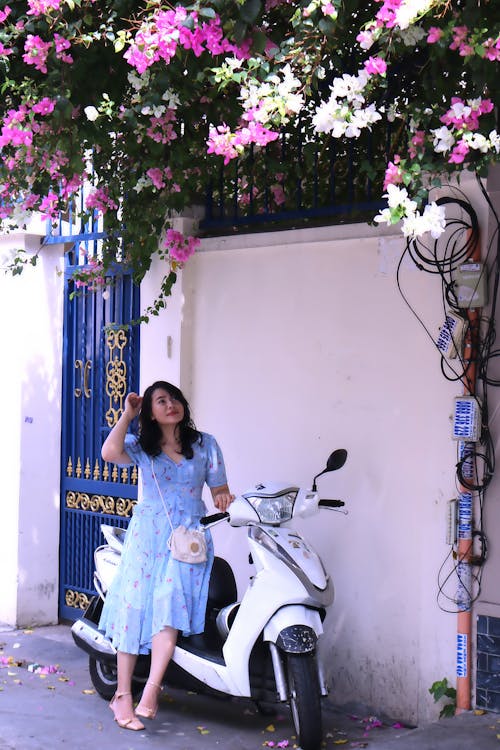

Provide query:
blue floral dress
left=98, top=432, right=227, bottom=654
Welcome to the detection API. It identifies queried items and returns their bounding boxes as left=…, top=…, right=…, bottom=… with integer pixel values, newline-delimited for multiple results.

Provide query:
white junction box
left=452, top=396, right=481, bottom=441
left=453, top=263, right=488, bottom=309
left=436, top=312, right=465, bottom=359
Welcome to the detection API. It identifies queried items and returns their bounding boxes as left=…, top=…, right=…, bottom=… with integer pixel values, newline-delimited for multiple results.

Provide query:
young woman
left=98, top=381, right=234, bottom=731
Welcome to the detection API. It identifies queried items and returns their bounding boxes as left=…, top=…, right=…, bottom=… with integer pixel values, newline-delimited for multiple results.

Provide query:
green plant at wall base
left=429, top=678, right=457, bottom=719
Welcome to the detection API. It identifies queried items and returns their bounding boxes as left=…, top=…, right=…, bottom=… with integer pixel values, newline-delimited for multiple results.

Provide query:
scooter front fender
left=263, top=605, right=323, bottom=653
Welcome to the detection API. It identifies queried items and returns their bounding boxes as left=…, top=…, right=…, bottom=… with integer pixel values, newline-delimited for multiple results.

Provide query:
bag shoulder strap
left=150, top=459, right=174, bottom=534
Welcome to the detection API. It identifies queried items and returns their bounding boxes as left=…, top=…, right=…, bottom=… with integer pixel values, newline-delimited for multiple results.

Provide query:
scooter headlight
left=245, top=489, right=298, bottom=524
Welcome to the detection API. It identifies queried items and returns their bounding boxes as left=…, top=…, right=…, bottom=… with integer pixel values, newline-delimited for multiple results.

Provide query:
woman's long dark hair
left=138, top=381, right=201, bottom=458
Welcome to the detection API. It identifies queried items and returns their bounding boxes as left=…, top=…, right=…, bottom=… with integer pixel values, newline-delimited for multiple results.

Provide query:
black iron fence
left=200, top=122, right=389, bottom=234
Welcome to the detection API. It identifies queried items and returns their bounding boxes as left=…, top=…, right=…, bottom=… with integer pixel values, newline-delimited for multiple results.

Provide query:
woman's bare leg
left=110, top=651, right=144, bottom=729
left=135, top=627, right=178, bottom=718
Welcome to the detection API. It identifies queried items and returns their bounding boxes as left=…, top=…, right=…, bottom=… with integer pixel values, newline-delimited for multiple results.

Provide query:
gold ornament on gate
left=105, top=329, right=128, bottom=427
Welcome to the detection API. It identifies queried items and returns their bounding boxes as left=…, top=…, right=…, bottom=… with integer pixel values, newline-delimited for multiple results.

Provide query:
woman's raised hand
left=125, top=392, right=142, bottom=419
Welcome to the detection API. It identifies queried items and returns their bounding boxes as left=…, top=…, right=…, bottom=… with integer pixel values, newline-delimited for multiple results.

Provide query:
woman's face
left=150, top=388, right=185, bottom=427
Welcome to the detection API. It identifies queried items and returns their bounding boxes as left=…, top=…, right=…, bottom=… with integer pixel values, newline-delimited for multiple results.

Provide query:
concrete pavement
left=0, top=623, right=498, bottom=749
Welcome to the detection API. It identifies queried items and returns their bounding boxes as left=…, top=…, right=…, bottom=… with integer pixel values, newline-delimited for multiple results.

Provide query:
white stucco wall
left=175, top=176, right=490, bottom=725
left=0, top=234, right=64, bottom=626
left=139, top=252, right=184, bottom=390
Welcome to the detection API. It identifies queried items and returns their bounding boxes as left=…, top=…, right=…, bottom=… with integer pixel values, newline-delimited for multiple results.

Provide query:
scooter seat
left=207, top=556, right=238, bottom=610
left=181, top=557, right=238, bottom=655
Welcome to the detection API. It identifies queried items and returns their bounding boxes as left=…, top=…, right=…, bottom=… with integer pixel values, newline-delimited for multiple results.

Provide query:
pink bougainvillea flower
left=164, top=228, right=200, bottom=262
left=408, top=129, right=425, bottom=158
left=31, top=97, right=56, bottom=115
left=85, top=187, right=118, bottom=214
left=23, top=35, right=51, bottom=73
left=427, top=27, right=443, bottom=44
left=271, top=184, right=286, bottom=206
left=448, top=139, right=470, bottom=164
left=39, top=191, right=59, bottom=220
left=54, top=33, right=73, bottom=64
left=235, top=121, right=279, bottom=147
left=383, top=157, right=403, bottom=190
left=483, top=36, right=500, bottom=61
left=449, top=25, right=469, bottom=50
left=364, top=55, right=387, bottom=76
left=27, top=0, right=63, bottom=15
left=207, top=124, right=240, bottom=164
left=22, top=193, right=41, bottom=210
left=0, top=5, right=12, bottom=23
left=375, top=0, right=403, bottom=30
left=146, top=167, right=166, bottom=190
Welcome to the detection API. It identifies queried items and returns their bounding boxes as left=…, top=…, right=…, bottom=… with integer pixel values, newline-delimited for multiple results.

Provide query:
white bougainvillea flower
left=84, top=105, right=99, bottom=121
left=394, top=0, right=435, bottom=30
left=431, top=126, right=456, bottom=153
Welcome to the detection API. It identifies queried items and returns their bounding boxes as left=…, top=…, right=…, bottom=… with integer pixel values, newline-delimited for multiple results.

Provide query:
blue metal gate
left=57, top=239, right=140, bottom=621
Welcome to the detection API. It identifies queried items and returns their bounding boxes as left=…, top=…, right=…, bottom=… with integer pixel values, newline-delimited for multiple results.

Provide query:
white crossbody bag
left=151, top=461, right=208, bottom=564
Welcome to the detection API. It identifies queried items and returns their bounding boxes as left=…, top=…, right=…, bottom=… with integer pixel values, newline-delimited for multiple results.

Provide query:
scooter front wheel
left=89, top=657, right=142, bottom=700
left=286, top=652, right=322, bottom=750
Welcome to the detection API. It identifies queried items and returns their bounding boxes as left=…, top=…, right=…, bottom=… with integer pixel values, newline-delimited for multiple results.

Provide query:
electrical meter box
left=453, top=263, right=488, bottom=309
left=452, top=396, right=481, bottom=441
left=436, top=312, right=464, bottom=358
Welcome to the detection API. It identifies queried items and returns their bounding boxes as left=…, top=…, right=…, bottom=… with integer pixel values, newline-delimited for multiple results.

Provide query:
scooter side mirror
left=326, top=448, right=348, bottom=472
left=312, top=448, right=347, bottom=490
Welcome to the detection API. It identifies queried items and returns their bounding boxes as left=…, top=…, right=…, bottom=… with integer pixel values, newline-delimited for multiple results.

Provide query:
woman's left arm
left=210, top=484, right=234, bottom=512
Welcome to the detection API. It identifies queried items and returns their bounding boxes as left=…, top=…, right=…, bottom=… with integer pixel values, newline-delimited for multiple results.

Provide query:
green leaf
left=318, top=18, right=336, bottom=35
left=198, top=7, right=216, bottom=19
left=429, top=678, right=455, bottom=704
left=239, top=0, right=261, bottom=24
left=251, top=29, right=268, bottom=54
left=440, top=703, right=456, bottom=719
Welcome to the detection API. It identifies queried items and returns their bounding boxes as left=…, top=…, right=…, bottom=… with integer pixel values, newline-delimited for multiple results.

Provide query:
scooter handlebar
left=318, top=499, right=345, bottom=508
left=200, top=511, right=230, bottom=526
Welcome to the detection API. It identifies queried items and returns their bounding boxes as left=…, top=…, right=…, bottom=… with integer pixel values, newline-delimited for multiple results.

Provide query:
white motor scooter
left=71, top=448, right=347, bottom=750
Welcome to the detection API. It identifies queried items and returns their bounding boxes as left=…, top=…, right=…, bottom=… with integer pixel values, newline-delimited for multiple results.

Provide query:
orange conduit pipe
left=456, top=228, right=481, bottom=714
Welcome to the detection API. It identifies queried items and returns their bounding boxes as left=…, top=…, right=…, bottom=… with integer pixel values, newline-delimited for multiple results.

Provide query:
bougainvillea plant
left=0, top=0, right=498, bottom=310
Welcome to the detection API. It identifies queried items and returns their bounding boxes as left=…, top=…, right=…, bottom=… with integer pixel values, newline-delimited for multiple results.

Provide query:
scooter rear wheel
left=286, top=652, right=322, bottom=750
left=89, top=657, right=142, bottom=700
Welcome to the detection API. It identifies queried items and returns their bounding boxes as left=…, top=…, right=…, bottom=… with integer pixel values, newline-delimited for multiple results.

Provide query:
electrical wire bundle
left=396, top=177, right=500, bottom=613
